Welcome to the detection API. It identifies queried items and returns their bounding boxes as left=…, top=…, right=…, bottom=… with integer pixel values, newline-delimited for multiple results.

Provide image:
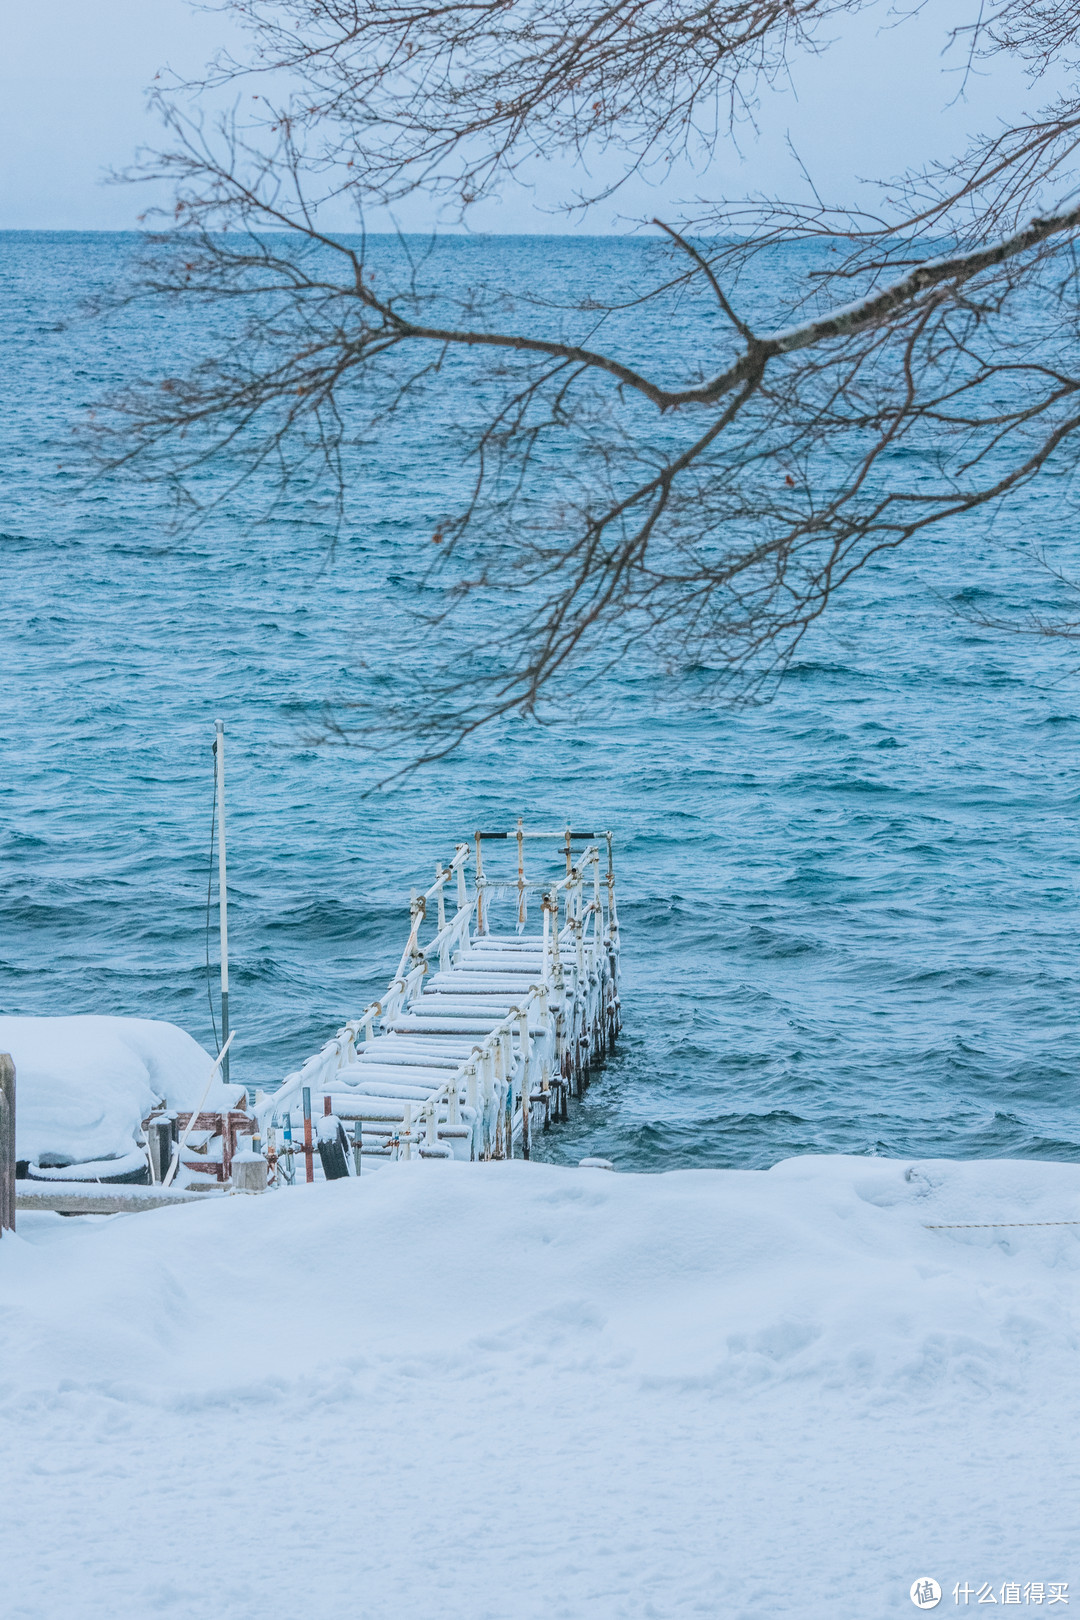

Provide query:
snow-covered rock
left=0, top=1015, right=244, bottom=1167
left=1, top=1154, right=1078, bottom=1617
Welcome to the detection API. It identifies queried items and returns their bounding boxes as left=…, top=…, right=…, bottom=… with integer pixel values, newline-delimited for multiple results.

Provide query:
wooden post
left=148, top=1117, right=173, bottom=1184
left=232, top=1152, right=268, bottom=1193
left=222, top=1111, right=233, bottom=1185
left=0, top=1053, right=14, bottom=1235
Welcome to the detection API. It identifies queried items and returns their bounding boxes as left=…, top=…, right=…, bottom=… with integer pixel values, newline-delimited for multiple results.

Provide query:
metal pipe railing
left=262, top=827, right=620, bottom=1168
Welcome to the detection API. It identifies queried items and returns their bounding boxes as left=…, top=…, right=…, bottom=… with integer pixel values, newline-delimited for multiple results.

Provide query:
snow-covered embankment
left=2, top=1153, right=1078, bottom=1617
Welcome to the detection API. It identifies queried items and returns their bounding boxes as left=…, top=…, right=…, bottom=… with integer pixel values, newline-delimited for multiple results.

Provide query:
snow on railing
left=258, top=826, right=620, bottom=1173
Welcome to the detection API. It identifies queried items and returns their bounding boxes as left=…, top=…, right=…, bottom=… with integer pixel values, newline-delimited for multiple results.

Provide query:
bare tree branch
left=84, top=0, right=1080, bottom=770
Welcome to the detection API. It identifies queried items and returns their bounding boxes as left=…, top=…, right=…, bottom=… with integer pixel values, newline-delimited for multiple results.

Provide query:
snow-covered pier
left=260, top=827, right=620, bottom=1174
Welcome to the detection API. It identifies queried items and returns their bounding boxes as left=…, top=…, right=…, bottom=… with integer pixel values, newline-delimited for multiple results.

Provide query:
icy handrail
left=261, top=826, right=620, bottom=1140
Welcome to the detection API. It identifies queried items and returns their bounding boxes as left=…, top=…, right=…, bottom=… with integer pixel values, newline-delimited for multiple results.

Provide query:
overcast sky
left=0, top=0, right=1050, bottom=233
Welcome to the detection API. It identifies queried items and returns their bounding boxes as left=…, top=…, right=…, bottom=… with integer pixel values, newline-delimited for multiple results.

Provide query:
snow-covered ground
left=2, top=1154, right=1078, bottom=1618
left=0, top=1015, right=243, bottom=1169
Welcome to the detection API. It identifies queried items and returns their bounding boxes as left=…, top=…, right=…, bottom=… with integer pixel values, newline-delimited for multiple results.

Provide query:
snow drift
left=1, top=1154, right=1078, bottom=1618
left=0, top=1015, right=243, bottom=1167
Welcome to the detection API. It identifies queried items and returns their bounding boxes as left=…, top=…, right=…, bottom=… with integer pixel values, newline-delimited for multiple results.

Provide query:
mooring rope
left=924, top=1220, right=1080, bottom=1229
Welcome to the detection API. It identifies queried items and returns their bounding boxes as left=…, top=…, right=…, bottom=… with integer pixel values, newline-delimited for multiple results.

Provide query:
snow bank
left=2, top=1154, right=1079, bottom=1617
left=0, top=1015, right=244, bottom=1165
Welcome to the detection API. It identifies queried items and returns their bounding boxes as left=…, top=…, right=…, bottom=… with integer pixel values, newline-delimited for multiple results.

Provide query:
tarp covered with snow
left=1, top=1154, right=1078, bottom=1617
left=0, top=1015, right=244, bottom=1165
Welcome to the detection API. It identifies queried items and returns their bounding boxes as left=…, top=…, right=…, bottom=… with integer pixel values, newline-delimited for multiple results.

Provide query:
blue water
left=3, top=230, right=1080, bottom=1169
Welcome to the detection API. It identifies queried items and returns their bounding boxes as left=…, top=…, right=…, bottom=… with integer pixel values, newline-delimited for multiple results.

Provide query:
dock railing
left=258, top=826, right=620, bottom=1170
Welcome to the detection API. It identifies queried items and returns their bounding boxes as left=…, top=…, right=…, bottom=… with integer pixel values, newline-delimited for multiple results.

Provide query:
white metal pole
left=214, top=718, right=230, bottom=1091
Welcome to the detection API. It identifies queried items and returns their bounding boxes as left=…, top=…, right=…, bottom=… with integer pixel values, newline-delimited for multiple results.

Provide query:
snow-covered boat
left=0, top=1015, right=247, bottom=1189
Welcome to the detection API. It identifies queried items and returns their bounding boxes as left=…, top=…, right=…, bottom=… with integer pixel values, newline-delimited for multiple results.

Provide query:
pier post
left=474, top=832, right=486, bottom=934
left=148, top=1117, right=173, bottom=1184
left=232, top=1151, right=268, bottom=1193
left=302, top=1086, right=314, bottom=1183
left=518, top=1011, right=531, bottom=1160
left=503, top=1071, right=512, bottom=1160
left=0, top=1053, right=14, bottom=1235
left=516, top=819, right=526, bottom=930
left=466, top=1064, right=478, bottom=1159
left=283, top=1111, right=294, bottom=1183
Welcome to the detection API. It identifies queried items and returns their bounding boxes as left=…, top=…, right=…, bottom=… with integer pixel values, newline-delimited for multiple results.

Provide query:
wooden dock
left=259, top=827, right=621, bottom=1174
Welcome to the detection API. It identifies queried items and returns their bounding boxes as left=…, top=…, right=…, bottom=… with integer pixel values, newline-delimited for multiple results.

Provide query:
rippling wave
left=3, top=231, right=1080, bottom=1169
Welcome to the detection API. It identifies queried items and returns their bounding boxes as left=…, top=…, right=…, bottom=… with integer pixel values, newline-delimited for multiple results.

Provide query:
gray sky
left=0, top=0, right=1048, bottom=233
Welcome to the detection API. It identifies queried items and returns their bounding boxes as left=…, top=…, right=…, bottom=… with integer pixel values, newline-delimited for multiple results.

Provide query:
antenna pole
left=214, top=719, right=230, bottom=1090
